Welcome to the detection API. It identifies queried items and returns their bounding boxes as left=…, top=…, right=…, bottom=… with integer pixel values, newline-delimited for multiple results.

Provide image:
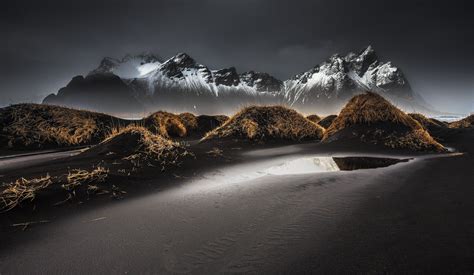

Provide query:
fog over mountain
left=1, top=0, right=473, bottom=114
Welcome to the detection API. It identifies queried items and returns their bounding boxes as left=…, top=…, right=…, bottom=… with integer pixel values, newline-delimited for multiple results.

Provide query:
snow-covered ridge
left=91, top=52, right=284, bottom=97
left=283, top=45, right=415, bottom=110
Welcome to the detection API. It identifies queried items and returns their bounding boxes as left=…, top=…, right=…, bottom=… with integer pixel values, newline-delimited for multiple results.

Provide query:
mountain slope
left=323, top=92, right=445, bottom=152
left=43, top=74, right=144, bottom=115
left=283, top=46, right=417, bottom=113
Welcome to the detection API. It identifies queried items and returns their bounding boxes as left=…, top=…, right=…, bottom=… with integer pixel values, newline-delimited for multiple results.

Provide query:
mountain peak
left=90, top=53, right=162, bottom=78
left=46, top=46, right=428, bottom=115
left=213, top=67, right=240, bottom=86
left=123, top=52, right=161, bottom=64
left=240, top=71, right=283, bottom=92
left=159, top=53, right=199, bottom=79
left=344, top=45, right=379, bottom=76
left=169, top=52, right=196, bottom=66
left=360, top=45, right=375, bottom=55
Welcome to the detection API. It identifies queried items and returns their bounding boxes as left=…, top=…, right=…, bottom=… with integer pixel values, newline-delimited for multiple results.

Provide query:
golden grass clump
left=91, top=125, right=190, bottom=169
left=449, top=115, right=474, bottom=129
left=323, top=92, right=446, bottom=152
left=0, top=103, right=126, bottom=149
left=144, top=111, right=187, bottom=138
left=63, top=166, right=108, bottom=192
left=203, top=105, right=325, bottom=141
left=306, top=114, right=322, bottom=123
left=0, top=174, right=53, bottom=212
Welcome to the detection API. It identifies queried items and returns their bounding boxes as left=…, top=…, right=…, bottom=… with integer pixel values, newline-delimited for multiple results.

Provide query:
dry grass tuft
left=0, top=167, right=110, bottom=211
left=91, top=125, right=191, bottom=169
left=63, top=166, right=109, bottom=192
left=449, top=115, right=474, bottom=129
left=144, top=111, right=228, bottom=139
left=203, top=105, right=325, bottom=142
left=0, top=103, right=127, bottom=149
left=306, top=114, right=322, bottom=123
left=0, top=175, right=53, bottom=212
left=323, top=92, right=446, bottom=152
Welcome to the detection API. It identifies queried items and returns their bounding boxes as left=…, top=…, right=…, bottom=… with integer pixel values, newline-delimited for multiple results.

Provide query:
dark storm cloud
left=1, top=0, right=473, bottom=112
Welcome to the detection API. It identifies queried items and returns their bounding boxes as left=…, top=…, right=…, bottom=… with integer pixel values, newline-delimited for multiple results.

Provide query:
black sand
left=0, top=129, right=473, bottom=273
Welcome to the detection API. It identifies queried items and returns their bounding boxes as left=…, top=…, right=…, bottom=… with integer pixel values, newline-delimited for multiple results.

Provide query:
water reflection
left=333, top=157, right=410, bottom=171
left=264, top=156, right=410, bottom=176
left=265, top=157, right=340, bottom=175
left=191, top=155, right=411, bottom=190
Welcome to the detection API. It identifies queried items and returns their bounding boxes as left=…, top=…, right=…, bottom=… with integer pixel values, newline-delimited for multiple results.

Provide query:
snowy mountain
left=43, top=46, right=433, bottom=116
left=283, top=46, right=418, bottom=113
left=90, top=53, right=162, bottom=78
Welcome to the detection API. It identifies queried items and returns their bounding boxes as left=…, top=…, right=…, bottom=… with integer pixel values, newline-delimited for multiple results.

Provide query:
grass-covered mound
left=0, top=103, right=127, bottom=150
left=449, top=115, right=474, bottom=129
left=317, top=115, right=338, bottom=129
left=144, top=111, right=188, bottom=138
left=178, top=113, right=229, bottom=137
left=306, top=114, right=321, bottom=123
left=203, top=106, right=325, bottom=142
left=408, top=113, right=449, bottom=139
left=408, top=113, right=447, bottom=130
left=144, top=111, right=228, bottom=139
left=178, top=112, right=199, bottom=132
left=84, top=126, right=191, bottom=169
left=323, top=92, right=446, bottom=152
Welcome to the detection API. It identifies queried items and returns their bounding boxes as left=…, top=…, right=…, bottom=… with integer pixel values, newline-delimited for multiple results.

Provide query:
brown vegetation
left=449, top=115, right=474, bottom=129
left=408, top=113, right=447, bottom=130
left=318, top=115, right=338, bottom=129
left=0, top=103, right=128, bottom=149
left=203, top=105, right=325, bottom=142
left=323, top=92, right=446, bottom=152
left=144, top=111, right=188, bottom=138
left=0, top=104, right=230, bottom=152
left=306, top=114, right=321, bottom=123
left=85, top=125, right=191, bottom=169
left=63, top=167, right=109, bottom=192
left=0, top=166, right=109, bottom=211
left=0, top=174, right=53, bottom=211
left=143, top=111, right=228, bottom=139
left=195, top=115, right=229, bottom=136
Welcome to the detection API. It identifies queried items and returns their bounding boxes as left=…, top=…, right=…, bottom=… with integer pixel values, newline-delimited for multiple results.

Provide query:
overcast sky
left=1, top=0, right=473, bottom=113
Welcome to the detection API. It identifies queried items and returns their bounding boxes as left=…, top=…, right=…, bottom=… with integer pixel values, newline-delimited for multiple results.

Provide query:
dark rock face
left=43, top=73, right=143, bottom=115
left=90, top=58, right=120, bottom=75
left=198, top=65, right=214, bottom=83
left=345, top=45, right=379, bottom=76
left=240, top=71, right=283, bottom=92
left=213, top=67, right=240, bottom=86
left=160, top=53, right=198, bottom=79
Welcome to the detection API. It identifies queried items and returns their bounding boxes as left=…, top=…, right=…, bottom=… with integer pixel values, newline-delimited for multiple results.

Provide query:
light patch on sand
left=265, top=157, right=340, bottom=175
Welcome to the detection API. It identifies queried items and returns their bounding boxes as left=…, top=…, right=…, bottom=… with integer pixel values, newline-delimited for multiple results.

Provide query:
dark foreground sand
left=0, top=130, right=473, bottom=274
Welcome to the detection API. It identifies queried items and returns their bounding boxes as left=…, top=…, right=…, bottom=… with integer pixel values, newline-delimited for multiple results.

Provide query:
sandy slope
left=0, top=130, right=473, bottom=273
